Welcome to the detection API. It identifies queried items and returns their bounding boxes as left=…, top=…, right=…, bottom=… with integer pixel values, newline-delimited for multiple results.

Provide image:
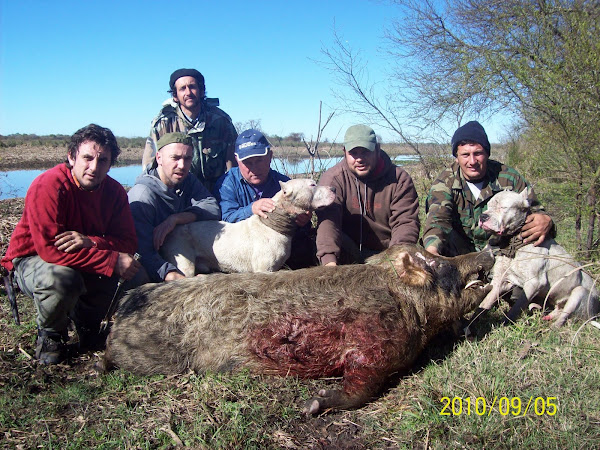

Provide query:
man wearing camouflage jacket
left=142, top=68, right=238, bottom=192
left=422, top=121, right=554, bottom=256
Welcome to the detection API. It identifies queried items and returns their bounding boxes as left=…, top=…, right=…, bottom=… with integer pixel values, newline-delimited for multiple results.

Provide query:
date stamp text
left=439, top=396, right=558, bottom=417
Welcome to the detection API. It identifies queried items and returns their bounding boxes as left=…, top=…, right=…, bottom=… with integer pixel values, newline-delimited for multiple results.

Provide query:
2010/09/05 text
left=439, top=396, right=557, bottom=417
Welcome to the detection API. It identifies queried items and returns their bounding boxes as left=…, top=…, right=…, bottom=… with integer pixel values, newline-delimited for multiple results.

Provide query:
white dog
left=478, top=188, right=599, bottom=327
left=160, top=178, right=336, bottom=275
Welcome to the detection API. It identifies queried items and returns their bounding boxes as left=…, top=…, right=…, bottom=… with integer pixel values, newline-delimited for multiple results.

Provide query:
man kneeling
left=1, top=124, right=141, bottom=364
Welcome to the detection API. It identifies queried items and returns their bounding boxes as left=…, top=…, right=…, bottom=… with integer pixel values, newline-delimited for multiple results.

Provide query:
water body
left=0, top=155, right=418, bottom=200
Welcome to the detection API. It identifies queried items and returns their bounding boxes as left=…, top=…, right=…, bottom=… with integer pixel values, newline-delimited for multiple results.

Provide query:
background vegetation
left=321, top=0, right=600, bottom=255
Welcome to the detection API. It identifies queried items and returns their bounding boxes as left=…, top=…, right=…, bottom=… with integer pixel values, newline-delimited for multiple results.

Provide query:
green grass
left=1, top=296, right=598, bottom=448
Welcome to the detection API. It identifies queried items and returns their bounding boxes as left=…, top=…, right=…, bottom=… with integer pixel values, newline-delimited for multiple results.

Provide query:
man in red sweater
left=1, top=124, right=141, bottom=364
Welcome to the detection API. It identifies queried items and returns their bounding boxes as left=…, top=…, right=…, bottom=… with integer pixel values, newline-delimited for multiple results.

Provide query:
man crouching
left=1, top=124, right=141, bottom=364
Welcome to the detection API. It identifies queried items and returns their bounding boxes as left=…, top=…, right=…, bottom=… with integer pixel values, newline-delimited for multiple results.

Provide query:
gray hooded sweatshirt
left=128, top=168, right=220, bottom=281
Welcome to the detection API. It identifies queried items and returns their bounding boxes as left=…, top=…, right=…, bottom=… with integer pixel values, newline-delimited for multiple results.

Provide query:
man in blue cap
left=423, top=120, right=554, bottom=256
left=142, top=68, right=238, bottom=192
left=214, top=129, right=316, bottom=268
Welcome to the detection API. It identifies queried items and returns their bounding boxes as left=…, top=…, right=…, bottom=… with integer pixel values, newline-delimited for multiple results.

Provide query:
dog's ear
left=519, top=186, right=532, bottom=205
left=279, top=180, right=290, bottom=196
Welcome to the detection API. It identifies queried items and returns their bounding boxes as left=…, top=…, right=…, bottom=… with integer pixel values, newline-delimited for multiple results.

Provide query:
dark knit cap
left=451, top=121, right=490, bottom=156
left=169, top=68, right=205, bottom=92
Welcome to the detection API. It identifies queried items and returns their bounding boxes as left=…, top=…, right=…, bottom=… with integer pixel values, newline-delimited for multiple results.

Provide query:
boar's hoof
left=94, top=354, right=115, bottom=374
left=93, top=358, right=109, bottom=374
left=303, top=389, right=359, bottom=415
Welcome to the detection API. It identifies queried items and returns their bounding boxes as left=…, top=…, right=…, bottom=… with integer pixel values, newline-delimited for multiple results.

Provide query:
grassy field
left=2, top=286, right=598, bottom=448
left=1, top=149, right=599, bottom=448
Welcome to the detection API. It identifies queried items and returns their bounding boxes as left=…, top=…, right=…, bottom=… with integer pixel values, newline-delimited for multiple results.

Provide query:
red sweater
left=1, top=164, right=137, bottom=277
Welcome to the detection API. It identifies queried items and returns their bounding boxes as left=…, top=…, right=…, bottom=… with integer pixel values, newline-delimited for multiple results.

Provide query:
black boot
left=36, top=329, right=67, bottom=365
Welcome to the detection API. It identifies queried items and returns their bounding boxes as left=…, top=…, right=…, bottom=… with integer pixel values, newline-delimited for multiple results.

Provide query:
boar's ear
left=391, top=251, right=431, bottom=287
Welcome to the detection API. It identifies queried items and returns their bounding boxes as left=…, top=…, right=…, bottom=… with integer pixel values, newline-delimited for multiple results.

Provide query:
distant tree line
left=0, top=134, right=147, bottom=149
left=233, top=119, right=333, bottom=148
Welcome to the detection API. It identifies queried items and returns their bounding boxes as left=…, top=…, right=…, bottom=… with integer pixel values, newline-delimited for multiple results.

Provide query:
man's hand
left=153, top=212, right=197, bottom=250
left=324, top=261, right=337, bottom=267
left=251, top=198, right=276, bottom=218
left=165, top=270, right=185, bottom=281
left=425, top=245, right=440, bottom=256
left=114, top=253, right=141, bottom=281
left=295, top=211, right=312, bottom=227
left=521, top=213, right=553, bottom=246
left=153, top=216, right=178, bottom=250
left=54, top=231, right=95, bottom=253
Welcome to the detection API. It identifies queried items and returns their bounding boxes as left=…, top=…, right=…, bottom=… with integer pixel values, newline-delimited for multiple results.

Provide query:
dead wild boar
left=102, top=244, right=493, bottom=414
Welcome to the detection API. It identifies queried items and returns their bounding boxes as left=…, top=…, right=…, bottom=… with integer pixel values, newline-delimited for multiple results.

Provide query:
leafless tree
left=321, top=0, right=600, bottom=253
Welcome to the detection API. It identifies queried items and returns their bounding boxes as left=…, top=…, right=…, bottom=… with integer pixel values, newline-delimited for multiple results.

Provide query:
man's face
left=173, top=76, right=202, bottom=113
left=156, top=143, right=193, bottom=188
left=67, top=140, right=112, bottom=191
left=456, top=143, right=488, bottom=182
left=344, top=146, right=379, bottom=178
left=237, top=152, right=272, bottom=186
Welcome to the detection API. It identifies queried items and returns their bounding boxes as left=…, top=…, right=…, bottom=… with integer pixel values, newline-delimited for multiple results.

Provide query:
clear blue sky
left=1, top=0, right=507, bottom=144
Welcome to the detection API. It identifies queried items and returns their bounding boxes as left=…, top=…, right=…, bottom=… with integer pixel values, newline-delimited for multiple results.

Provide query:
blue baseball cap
left=235, top=129, right=271, bottom=161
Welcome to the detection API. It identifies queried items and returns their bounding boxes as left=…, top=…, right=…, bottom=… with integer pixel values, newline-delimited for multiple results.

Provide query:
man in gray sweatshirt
left=128, top=133, right=220, bottom=282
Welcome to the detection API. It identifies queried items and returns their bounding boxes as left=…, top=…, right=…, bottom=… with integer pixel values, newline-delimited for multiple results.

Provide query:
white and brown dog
left=160, top=178, right=335, bottom=275
left=478, top=188, right=599, bottom=327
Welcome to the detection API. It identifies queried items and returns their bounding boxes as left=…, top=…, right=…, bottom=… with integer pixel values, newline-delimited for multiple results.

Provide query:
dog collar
left=258, top=207, right=299, bottom=236
left=490, top=234, right=529, bottom=258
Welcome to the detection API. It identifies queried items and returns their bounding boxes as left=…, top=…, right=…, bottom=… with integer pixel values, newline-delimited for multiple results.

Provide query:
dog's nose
left=480, top=213, right=488, bottom=222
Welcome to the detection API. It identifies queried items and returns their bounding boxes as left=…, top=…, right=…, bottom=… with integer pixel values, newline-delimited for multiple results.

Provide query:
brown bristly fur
left=103, top=244, right=493, bottom=414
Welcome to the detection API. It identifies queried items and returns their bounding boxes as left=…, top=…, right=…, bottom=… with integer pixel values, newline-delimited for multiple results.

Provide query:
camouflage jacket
left=422, top=159, right=548, bottom=255
left=142, top=99, right=237, bottom=192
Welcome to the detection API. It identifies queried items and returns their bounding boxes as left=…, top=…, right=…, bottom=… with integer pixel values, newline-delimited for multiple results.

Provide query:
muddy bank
left=0, top=198, right=24, bottom=264
left=0, top=145, right=144, bottom=171
left=0, top=142, right=422, bottom=172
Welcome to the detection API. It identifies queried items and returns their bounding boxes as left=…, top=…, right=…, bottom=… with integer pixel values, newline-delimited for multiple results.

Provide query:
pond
left=0, top=155, right=419, bottom=200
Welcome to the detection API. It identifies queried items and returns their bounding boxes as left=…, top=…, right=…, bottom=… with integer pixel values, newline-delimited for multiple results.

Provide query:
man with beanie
left=129, top=132, right=221, bottom=282
left=141, top=68, right=238, bottom=192
left=214, top=129, right=316, bottom=269
left=316, top=124, right=420, bottom=266
left=423, top=121, right=554, bottom=256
